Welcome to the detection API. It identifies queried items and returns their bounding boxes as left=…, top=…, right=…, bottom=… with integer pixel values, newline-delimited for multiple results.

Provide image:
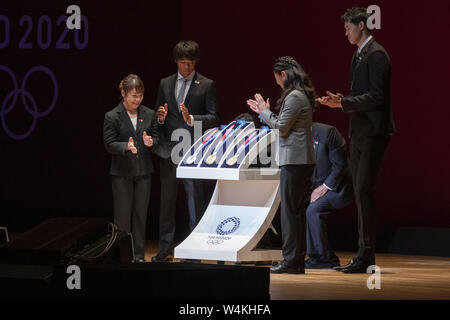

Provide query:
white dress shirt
left=358, top=35, right=373, bottom=55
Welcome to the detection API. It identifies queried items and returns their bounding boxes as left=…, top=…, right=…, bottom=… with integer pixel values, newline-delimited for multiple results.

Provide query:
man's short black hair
left=233, top=113, right=257, bottom=123
left=173, top=40, right=201, bottom=62
left=341, top=7, right=370, bottom=31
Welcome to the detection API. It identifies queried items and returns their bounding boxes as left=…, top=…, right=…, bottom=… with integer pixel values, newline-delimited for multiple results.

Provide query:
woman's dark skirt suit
left=103, top=102, right=159, bottom=260
left=259, top=89, right=316, bottom=268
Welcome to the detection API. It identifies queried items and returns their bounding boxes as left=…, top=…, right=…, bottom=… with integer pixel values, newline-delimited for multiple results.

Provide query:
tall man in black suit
left=152, top=40, right=220, bottom=262
left=306, top=122, right=353, bottom=269
left=317, top=7, right=395, bottom=273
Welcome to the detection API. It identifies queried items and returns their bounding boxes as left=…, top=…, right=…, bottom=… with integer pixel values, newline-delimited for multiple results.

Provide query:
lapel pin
left=195, top=80, right=200, bottom=85
left=139, top=119, right=143, bottom=122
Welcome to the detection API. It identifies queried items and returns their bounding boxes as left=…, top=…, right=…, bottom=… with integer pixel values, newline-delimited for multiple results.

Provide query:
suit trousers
left=111, top=174, right=151, bottom=260
left=280, top=164, right=315, bottom=266
left=158, top=157, right=206, bottom=255
left=350, top=134, right=391, bottom=261
left=306, top=192, right=338, bottom=259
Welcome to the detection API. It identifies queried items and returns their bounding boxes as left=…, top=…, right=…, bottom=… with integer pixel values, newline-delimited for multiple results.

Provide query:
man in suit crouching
left=306, top=122, right=353, bottom=269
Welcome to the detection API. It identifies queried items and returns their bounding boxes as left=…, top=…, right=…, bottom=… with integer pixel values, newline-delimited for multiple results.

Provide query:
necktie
left=357, top=50, right=364, bottom=62
left=177, top=78, right=188, bottom=109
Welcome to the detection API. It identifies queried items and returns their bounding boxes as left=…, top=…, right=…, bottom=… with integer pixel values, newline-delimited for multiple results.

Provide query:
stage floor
left=145, top=241, right=450, bottom=300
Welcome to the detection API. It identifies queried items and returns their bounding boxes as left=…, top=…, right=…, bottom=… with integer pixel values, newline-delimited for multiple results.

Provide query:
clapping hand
left=247, top=93, right=270, bottom=114
left=143, top=131, right=153, bottom=147
left=316, top=91, right=344, bottom=109
left=127, top=137, right=138, bottom=154
left=179, top=103, right=191, bottom=123
left=157, top=103, right=168, bottom=123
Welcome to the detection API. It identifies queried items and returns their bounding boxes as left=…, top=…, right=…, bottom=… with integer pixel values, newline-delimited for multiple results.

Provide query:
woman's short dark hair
left=273, top=56, right=317, bottom=111
left=341, top=7, right=370, bottom=32
left=173, top=40, right=201, bottom=62
left=119, top=74, right=144, bottom=95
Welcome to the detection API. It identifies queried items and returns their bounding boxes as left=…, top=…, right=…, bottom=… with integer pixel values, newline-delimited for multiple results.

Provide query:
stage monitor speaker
left=0, top=226, right=9, bottom=245
left=0, top=217, right=133, bottom=265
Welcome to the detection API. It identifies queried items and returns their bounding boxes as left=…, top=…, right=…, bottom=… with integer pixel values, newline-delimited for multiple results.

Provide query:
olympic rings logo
left=216, top=217, right=241, bottom=236
left=0, top=65, right=58, bottom=140
left=206, top=239, right=224, bottom=246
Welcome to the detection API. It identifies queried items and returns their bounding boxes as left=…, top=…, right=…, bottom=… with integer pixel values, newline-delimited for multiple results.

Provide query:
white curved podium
left=174, top=121, right=282, bottom=262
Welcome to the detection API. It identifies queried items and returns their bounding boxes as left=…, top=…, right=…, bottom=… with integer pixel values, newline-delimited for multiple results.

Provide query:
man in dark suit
left=305, top=122, right=353, bottom=269
left=317, top=7, right=395, bottom=273
left=152, top=40, right=220, bottom=262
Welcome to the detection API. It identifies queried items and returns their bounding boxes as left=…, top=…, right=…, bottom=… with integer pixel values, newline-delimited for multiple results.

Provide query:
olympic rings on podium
left=216, top=217, right=241, bottom=236
left=206, top=239, right=224, bottom=246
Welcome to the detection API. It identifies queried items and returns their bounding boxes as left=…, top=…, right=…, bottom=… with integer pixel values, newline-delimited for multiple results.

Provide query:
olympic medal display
left=180, top=121, right=241, bottom=167
left=204, top=122, right=237, bottom=165
left=178, top=120, right=278, bottom=177
left=203, top=120, right=247, bottom=166
left=179, top=120, right=255, bottom=169
left=175, top=121, right=282, bottom=263
left=224, top=127, right=270, bottom=167
left=185, top=127, right=220, bottom=165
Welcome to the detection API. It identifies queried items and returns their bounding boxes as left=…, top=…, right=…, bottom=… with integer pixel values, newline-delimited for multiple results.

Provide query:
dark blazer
left=152, top=72, right=220, bottom=159
left=341, top=38, right=396, bottom=137
left=312, top=122, right=353, bottom=208
left=259, top=89, right=315, bottom=166
left=103, top=102, right=159, bottom=176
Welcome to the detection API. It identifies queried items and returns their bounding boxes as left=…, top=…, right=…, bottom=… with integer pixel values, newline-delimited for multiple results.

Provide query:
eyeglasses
left=130, top=94, right=144, bottom=100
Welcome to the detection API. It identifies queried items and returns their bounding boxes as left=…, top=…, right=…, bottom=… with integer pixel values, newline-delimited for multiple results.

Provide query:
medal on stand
left=226, top=128, right=269, bottom=167
left=186, top=128, right=220, bottom=165
left=205, top=121, right=246, bottom=165
left=205, top=155, right=216, bottom=165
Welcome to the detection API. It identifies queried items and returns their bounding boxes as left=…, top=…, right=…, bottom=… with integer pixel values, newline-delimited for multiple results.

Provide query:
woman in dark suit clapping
left=103, top=74, right=159, bottom=262
left=247, top=56, right=316, bottom=274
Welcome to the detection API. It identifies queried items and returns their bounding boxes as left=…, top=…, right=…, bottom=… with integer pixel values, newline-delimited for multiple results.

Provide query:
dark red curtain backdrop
left=0, top=1, right=448, bottom=233
left=178, top=0, right=450, bottom=227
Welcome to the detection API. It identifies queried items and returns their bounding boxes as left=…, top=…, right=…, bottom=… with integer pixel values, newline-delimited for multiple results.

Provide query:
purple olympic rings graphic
left=0, top=65, right=58, bottom=140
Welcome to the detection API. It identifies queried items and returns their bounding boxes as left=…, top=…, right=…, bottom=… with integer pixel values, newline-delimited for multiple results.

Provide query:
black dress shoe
left=133, top=258, right=146, bottom=263
left=270, top=261, right=305, bottom=274
left=305, top=256, right=340, bottom=269
left=334, top=257, right=375, bottom=273
left=333, top=260, right=352, bottom=271
left=151, top=252, right=173, bottom=262
left=333, top=257, right=371, bottom=271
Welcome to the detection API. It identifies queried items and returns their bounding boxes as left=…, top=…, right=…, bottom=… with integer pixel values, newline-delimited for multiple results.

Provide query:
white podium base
left=174, top=179, right=282, bottom=262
